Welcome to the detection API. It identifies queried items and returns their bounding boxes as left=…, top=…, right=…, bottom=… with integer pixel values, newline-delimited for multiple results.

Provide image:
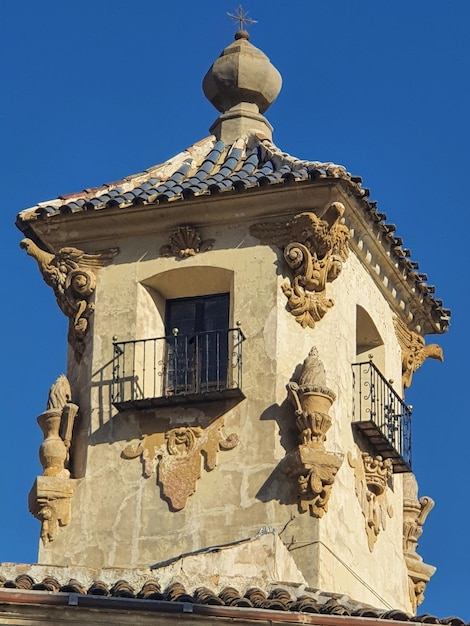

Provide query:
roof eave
left=16, top=177, right=449, bottom=336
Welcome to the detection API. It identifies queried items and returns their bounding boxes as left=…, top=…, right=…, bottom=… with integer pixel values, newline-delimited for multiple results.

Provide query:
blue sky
left=1, top=0, right=469, bottom=619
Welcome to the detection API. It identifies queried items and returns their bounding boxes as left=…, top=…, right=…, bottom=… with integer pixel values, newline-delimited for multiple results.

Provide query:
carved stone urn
left=37, top=409, right=69, bottom=478
left=288, top=381, right=336, bottom=448
left=283, top=347, right=343, bottom=518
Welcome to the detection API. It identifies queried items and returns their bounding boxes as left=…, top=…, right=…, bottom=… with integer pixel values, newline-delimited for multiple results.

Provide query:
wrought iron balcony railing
left=112, top=328, right=244, bottom=411
left=352, top=360, right=412, bottom=472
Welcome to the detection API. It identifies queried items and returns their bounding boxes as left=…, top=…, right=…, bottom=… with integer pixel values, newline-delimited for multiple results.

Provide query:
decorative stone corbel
left=20, top=239, right=119, bottom=360
left=403, top=474, right=436, bottom=613
left=282, top=347, right=343, bottom=517
left=348, top=450, right=393, bottom=551
left=394, top=317, right=443, bottom=388
left=122, top=417, right=238, bottom=511
left=29, top=375, right=79, bottom=543
left=160, top=226, right=215, bottom=259
left=250, top=204, right=350, bottom=328
left=28, top=476, right=76, bottom=544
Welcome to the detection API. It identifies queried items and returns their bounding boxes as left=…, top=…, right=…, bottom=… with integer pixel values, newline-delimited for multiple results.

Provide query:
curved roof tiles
left=0, top=573, right=466, bottom=624
left=16, top=132, right=450, bottom=334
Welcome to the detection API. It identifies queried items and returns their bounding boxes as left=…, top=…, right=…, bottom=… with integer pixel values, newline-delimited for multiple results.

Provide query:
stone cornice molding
left=18, top=178, right=448, bottom=336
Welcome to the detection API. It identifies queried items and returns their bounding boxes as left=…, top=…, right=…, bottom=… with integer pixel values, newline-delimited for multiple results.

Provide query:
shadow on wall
left=255, top=399, right=300, bottom=507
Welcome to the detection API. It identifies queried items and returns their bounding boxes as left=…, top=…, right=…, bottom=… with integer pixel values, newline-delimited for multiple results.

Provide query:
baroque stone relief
left=250, top=204, right=350, bottom=328
left=394, top=317, right=443, bottom=388
left=282, top=347, right=343, bottom=517
left=403, top=474, right=436, bottom=613
left=160, top=226, right=215, bottom=259
left=122, top=417, right=239, bottom=511
left=20, top=239, right=119, bottom=360
left=348, top=450, right=393, bottom=551
left=29, top=375, right=79, bottom=544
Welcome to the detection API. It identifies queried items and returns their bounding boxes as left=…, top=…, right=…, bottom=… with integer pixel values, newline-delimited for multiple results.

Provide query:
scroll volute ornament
left=283, top=347, right=343, bottom=517
left=250, top=204, right=350, bottom=328
left=20, top=239, right=119, bottom=360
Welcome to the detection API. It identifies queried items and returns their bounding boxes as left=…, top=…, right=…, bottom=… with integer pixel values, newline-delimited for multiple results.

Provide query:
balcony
left=352, top=360, right=412, bottom=472
left=112, top=328, right=245, bottom=411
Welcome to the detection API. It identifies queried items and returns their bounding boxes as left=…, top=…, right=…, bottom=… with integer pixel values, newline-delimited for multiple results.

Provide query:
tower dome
left=202, top=30, right=282, bottom=142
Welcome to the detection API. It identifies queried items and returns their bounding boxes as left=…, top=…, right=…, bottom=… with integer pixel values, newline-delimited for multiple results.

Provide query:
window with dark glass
left=164, top=293, right=230, bottom=394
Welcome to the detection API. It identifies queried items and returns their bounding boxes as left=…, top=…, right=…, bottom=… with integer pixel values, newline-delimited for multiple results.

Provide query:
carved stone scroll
left=160, top=226, right=215, bottom=259
left=29, top=375, right=79, bottom=543
left=403, top=474, right=436, bottom=613
left=394, top=317, right=443, bottom=388
left=282, top=347, right=343, bottom=517
left=348, top=450, right=393, bottom=551
left=20, top=238, right=119, bottom=360
left=122, top=417, right=239, bottom=511
left=250, top=204, right=350, bottom=328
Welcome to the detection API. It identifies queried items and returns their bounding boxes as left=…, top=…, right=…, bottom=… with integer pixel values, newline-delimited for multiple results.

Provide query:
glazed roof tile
left=16, top=132, right=451, bottom=333
left=0, top=573, right=466, bottom=624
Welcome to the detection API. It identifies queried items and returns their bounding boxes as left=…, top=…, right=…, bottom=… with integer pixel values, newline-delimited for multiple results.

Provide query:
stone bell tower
left=16, top=27, right=449, bottom=615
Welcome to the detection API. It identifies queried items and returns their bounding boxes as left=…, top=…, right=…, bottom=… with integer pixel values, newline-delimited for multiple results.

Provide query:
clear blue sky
left=1, top=0, right=469, bottom=619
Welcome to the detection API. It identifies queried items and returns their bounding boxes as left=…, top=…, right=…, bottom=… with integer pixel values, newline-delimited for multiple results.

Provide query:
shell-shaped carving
left=160, top=226, right=215, bottom=258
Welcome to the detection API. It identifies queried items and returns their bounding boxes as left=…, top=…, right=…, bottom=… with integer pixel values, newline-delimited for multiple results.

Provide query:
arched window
left=355, top=305, right=385, bottom=371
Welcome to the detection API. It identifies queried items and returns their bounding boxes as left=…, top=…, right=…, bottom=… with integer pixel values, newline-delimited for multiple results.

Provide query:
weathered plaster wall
left=36, top=216, right=412, bottom=613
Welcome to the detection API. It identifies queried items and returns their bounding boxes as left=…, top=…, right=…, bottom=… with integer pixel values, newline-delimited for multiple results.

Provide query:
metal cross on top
left=227, top=5, right=257, bottom=31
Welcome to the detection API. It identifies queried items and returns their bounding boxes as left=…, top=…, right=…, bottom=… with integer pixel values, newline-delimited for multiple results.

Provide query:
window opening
left=165, top=293, right=230, bottom=394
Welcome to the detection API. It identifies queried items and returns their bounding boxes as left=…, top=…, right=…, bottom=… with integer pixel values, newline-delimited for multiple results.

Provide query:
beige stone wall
left=35, top=213, right=412, bottom=613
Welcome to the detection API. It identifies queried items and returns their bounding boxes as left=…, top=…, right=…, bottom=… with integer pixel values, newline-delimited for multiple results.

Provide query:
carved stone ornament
left=122, top=417, right=239, bottom=511
left=20, top=238, right=119, bottom=360
left=282, top=347, right=343, bottom=517
left=29, top=375, right=79, bottom=543
left=160, top=226, right=215, bottom=259
left=348, top=450, right=393, bottom=551
left=394, top=317, right=443, bottom=388
left=403, top=474, right=436, bottom=613
left=28, top=476, right=76, bottom=545
left=250, top=204, right=350, bottom=328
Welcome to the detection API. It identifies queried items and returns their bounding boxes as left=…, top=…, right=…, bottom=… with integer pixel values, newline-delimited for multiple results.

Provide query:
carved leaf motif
left=282, top=279, right=334, bottom=328
left=249, top=220, right=292, bottom=248
left=394, top=317, right=444, bottom=388
left=46, top=375, right=72, bottom=411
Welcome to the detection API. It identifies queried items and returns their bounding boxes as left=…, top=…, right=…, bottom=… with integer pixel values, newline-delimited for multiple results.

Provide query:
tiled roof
left=0, top=574, right=466, bottom=624
left=16, top=135, right=365, bottom=218
left=16, top=132, right=450, bottom=333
